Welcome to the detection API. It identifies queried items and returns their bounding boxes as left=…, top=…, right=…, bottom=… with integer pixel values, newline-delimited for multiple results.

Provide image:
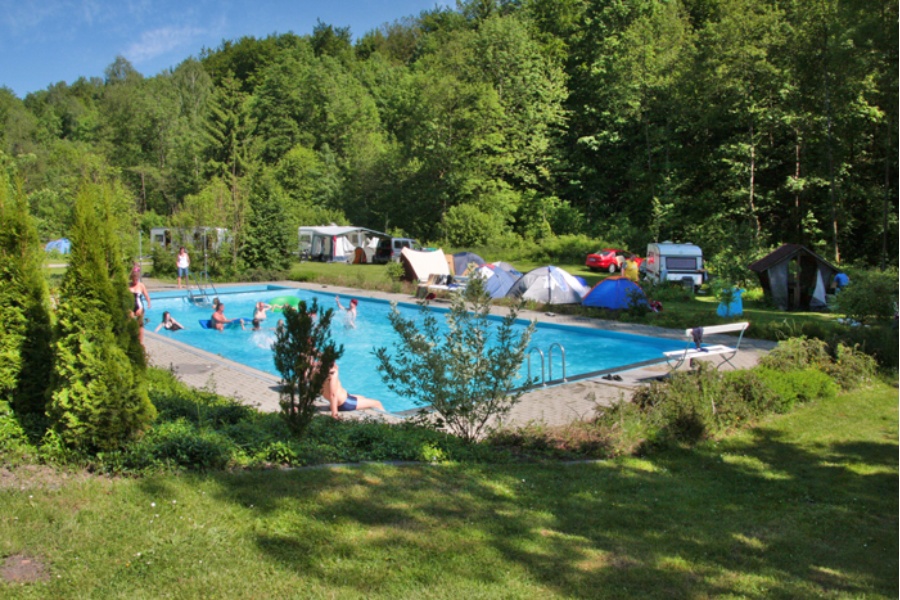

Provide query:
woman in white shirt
left=176, top=247, right=190, bottom=289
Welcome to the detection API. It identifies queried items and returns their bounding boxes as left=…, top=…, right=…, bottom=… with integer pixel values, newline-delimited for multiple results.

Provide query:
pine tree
left=239, top=169, right=292, bottom=271
left=0, top=166, right=54, bottom=417
left=47, top=180, right=156, bottom=451
left=273, top=299, right=342, bottom=436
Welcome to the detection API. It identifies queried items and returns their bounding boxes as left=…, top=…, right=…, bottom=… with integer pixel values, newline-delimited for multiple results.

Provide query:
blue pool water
left=149, top=287, right=684, bottom=413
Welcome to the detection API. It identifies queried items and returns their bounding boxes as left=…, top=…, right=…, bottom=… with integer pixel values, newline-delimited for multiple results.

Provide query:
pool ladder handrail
left=526, top=343, right=567, bottom=387
left=186, top=271, right=219, bottom=308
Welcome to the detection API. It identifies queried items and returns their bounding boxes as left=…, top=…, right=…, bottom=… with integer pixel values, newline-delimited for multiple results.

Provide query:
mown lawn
left=2, top=384, right=896, bottom=598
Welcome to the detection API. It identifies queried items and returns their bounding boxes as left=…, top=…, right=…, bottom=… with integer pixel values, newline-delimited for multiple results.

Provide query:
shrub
left=384, top=261, right=404, bottom=283
left=149, top=244, right=176, bottom=278
left=829, top=323, right=898, bottom=371
left=756, top=367, right=837, bottom=413
left=375, top=278, right=535, bottom=443
left=758, top=337, right=832, bottom=372
left=0, top=400, right=29, bottom=456
left=273, top=299, right=341, bottom=436
left=48, top=181, right=156, bottom=452
left=826, top=343, right=878, bottom=390
left=135, top=420, right=232, bottom=470
left=0, top=171, right=54, bottom=417
left=832, top=268, right=899, bottom=324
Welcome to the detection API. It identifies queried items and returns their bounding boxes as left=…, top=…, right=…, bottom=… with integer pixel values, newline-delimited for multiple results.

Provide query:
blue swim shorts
left=338, top=394, right=358, bottom=412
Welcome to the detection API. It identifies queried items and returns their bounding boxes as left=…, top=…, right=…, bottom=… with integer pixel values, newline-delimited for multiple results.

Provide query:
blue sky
left=1, top=1, right=448, bottom=98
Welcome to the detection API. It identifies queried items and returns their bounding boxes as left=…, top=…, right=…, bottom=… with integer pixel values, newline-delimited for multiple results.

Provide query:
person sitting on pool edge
left=321, top=362, right=384, bottom=419
left=210, top=302, right=242, bottom=332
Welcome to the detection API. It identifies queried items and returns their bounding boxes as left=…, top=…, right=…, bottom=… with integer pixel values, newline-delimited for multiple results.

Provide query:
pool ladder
left=186, top=272, right=219, bottom=308
left=527, top=343, right=567, bottom=387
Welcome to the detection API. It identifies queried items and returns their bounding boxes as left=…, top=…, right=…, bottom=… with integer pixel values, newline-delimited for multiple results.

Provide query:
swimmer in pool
left=154, top=311, right=185, bottom=332
left=335, top=296, right=357, bottom=328
left=320, top=363, right=383, bottom=419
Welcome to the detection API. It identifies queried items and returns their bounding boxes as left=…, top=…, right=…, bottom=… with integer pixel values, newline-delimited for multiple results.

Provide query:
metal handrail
left=527, top=347, right=546, bottom=387
left=548, top=343, right=567, bottom=382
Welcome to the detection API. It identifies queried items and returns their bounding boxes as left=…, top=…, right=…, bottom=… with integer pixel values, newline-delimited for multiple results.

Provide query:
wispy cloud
left=124, top=24, right=206, bottom=63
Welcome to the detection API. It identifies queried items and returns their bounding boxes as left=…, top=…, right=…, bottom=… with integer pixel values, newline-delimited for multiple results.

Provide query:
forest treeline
left=0, top=0, right=896, bottom=272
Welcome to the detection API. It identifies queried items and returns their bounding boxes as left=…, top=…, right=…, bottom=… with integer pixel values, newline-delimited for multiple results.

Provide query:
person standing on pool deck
left=177, top=246, right=190, bottom=289
left=128, top=269, right=151, bottom=344
left=210, top=302, right=241, bottom=331
left=335, top=296, right=357, bottom=328
left=321, top=363, right=383, bottom=419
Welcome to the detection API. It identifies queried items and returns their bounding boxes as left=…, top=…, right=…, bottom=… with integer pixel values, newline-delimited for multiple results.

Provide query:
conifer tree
left=239, top=169, right=292, bottom=271
left=0, top=166, right=53, bottom=417
left=47, top=180, right=156, bottom=451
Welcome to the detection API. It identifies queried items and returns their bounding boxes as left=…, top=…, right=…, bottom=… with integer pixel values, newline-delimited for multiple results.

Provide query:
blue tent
left=45, top=238, right=71, bottom=254
left=582, top=276, right=647, bottom=310
left=452, top=251, right=486, bottom=275
left=473, top=265, right=520, bottom=299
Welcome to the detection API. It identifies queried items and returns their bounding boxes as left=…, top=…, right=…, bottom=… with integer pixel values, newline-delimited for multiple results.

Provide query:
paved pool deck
left=142, top=279, right=776, bottom=429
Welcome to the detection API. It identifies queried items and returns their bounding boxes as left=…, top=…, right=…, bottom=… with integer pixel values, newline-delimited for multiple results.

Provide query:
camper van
left=644, top=242, right=706, bottom=289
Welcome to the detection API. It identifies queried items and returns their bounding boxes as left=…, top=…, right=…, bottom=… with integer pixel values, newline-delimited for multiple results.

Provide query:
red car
left=585, top=248, right=643, bottom=273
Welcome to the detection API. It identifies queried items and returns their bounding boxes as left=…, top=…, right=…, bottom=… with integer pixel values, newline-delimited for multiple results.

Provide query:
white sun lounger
left=664, top=322, right=750, bottom=371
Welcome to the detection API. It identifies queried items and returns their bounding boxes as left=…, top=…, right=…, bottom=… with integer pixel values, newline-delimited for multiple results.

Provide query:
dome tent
left=451, top=251, right=486, bottom=275
left=582, top=276, right=647, bottom=310
left=472, top=264, right=520, bottom=299
left=506, top=266, right=589, bottom=305
left=45, top=238, right=71, bottom=254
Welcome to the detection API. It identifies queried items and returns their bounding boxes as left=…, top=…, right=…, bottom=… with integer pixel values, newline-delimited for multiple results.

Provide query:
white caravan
left=644, top=242, right=705, bottom=289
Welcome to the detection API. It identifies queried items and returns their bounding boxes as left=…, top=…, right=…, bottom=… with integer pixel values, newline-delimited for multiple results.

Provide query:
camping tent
left=748, top=244, right=837, bottom=311
left=491, top=261, right=521, bottom=275
left=452, top=252, right=486, bottom=275
left=582, top=276, right=646, bottom=310
left=400, top=247, right=450, bottom=283
left=506, top=266, right=589, bottom=304
left=472, top=264, right=521, bottom=299
left=45, top=238, right=71, bottom=254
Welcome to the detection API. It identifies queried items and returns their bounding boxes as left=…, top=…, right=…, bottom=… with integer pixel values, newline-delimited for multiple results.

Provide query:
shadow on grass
left=168, top=418, right=897, bottom=599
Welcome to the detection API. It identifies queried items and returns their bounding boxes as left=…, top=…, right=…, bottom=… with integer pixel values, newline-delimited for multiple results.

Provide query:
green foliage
left=48, top=181, right=156, bottom=452
left=440, top=203, right=506, bottom=247
left=0, top=168, right=53, bottom=416
left=828, top=343, right=879, bottom=391
left=518, top=234, right=602, bottom=264
left=384, top=261, right=404, bottom=282
left=756, top=368, right=837, bottom=413
left=131, top=420, right=233, bottom=470
left=631, top=364, right=780, bottom=445
left=273, top=300, right=342, bottom=436
left=375, top=277, right=535, bottom=442
left=149, top=244, right=176, bottom=277
left=758, top=337, right=833, bottom=372
left=239, top=169, right=293, bottom=271
left=832, top=268, right=899, bottom=324
left=0, top=399, right=29, bottom=457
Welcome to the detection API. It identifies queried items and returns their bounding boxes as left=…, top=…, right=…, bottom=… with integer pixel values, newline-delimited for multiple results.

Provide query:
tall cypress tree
left=47, top=180, right=155, bottom=452
left=0, top=167, right=53, bottom=418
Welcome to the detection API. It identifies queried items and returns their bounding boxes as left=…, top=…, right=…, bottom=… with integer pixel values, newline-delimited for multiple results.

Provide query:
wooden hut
left=748, top=244, right=838, bottom=311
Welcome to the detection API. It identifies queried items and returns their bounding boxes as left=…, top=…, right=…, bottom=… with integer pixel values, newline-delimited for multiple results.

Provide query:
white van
left=644, top=242, right=705, bottom=289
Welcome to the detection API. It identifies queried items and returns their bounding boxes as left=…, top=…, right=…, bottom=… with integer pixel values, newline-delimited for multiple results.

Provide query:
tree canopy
left=1, top=0, right=895, bottom=268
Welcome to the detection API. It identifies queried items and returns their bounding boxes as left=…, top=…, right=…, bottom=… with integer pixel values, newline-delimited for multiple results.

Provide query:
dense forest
left=0, top=0, right=896, bottom=272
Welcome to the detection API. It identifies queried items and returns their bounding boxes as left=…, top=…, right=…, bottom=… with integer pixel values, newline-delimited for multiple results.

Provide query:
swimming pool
left=150, top=287, right=685, bottom=413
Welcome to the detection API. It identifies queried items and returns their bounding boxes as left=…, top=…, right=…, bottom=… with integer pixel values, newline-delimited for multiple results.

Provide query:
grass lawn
left=2, top=384, right=896, bottom=598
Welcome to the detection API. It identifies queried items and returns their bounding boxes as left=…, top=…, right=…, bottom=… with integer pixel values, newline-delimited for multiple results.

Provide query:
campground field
left=2, top=383, right=896, bottom=598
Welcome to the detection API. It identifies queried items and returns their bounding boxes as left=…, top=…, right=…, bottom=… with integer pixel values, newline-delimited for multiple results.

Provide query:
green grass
left=3, top=384, right=896, bottom=598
